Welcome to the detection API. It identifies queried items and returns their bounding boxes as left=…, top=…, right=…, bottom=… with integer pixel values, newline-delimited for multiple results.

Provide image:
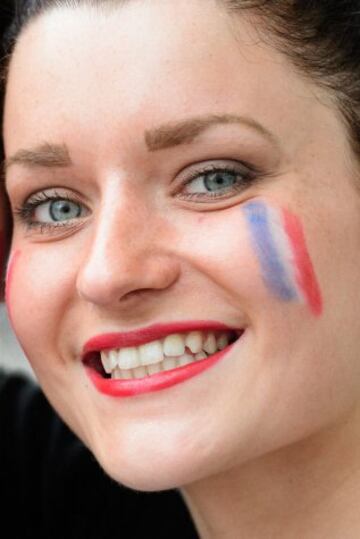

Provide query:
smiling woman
left=3, top=0, right=360, bottom=537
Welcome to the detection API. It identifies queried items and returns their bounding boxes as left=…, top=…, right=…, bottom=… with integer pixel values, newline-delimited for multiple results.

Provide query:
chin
left=94, top=453, right=187, bottom=492
left=89, top=433, right=221, bottom=492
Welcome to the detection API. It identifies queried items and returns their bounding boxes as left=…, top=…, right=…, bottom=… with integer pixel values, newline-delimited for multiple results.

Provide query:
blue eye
left=15, top=191, right=89, bottom=231
left=180, top=162, right=256, bottom=200
left=186, top=170, right=238, bottom=194
left=35, top=199, right=83, bottom=223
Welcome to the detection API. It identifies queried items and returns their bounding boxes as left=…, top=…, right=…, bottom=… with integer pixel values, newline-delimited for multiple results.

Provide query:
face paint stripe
left=5, top=250, right=20, bottom=325
left=282, top=210, right=323, bottom=316
left=266, top=206, right=305, bottom=304
left=243, top=202, right=297, bottom=301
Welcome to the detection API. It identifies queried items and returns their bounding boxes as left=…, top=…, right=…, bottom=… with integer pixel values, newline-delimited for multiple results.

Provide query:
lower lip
left=85, top=344, right=235, bottom=397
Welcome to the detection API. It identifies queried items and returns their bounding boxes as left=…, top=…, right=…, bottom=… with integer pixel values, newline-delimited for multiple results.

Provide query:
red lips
left=82, top=321, right=242, bottom=397
left=83, top=321, right=235, bottom=354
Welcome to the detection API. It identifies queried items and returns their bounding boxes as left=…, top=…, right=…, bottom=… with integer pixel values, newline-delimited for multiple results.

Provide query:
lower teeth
left=110, top=351, right=209, bottom=380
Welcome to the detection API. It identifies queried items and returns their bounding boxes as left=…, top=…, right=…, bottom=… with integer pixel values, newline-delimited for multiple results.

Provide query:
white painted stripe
left=266, top=206, right=305, bottom=304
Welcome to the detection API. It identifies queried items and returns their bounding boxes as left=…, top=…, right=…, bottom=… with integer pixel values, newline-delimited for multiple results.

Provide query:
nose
left=76, top=189, right=180, bottom=307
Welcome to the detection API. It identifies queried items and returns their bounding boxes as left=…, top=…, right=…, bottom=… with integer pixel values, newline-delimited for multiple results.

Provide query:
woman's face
left=4, top=0, right=360, bottom=490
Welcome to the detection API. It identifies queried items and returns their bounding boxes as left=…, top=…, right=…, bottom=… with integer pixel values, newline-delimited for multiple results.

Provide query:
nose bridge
left=76, top=183, right=177, bottom=304
left=102, top=189, right=149, bottom=260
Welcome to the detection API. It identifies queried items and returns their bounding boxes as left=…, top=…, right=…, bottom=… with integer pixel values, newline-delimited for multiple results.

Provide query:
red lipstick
left=83, top=321, right=241, bottom=397
left=83, top=321, right=235, bottom=353
left=86, top=346, right=235, bottom=397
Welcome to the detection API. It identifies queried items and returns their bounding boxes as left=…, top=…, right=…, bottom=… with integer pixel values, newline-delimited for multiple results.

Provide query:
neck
left=181, top=409, right=360, bottom=538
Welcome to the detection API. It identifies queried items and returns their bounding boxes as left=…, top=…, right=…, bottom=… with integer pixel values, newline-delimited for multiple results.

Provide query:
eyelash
left=14, top=161, right=261, bottom=232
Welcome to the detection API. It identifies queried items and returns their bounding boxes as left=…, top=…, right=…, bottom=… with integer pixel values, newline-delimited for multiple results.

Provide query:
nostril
left=120, top=287, right=163, bottom=303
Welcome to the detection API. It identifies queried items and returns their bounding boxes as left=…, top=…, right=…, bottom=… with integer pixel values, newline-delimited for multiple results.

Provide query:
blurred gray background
left=0, top=304, right=35, bottom=377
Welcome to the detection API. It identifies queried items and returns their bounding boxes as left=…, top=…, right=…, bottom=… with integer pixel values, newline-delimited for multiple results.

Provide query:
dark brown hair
left=226, top=0, right=360, bottom=160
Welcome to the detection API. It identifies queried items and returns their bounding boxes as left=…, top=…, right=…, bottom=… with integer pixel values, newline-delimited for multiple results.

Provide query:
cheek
left=179, top=201, right=322, bottom=317
left=6, top=247, right=75, bottom=349
left=177, top=209, right=264, bottom=303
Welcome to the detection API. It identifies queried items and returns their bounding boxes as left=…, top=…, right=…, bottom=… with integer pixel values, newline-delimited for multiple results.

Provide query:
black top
left=0, top=370, right=198, bottom=538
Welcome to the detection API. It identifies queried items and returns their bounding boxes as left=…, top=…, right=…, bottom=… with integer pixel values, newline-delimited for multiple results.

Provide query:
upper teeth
left=100, top=331, right=230, bottom=375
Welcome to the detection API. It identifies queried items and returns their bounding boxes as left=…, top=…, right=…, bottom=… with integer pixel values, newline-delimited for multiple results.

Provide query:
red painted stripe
left=282, top=209, right=323, bottom=316
left=5, top=250, right=20, bottom=324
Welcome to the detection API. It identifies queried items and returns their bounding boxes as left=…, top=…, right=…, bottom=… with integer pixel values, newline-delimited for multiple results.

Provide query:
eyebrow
left=145, top=113, right=278, bottom=151
left=4, top=114, right=277, bottom=171
left=4, top=143, right=72, bottom=170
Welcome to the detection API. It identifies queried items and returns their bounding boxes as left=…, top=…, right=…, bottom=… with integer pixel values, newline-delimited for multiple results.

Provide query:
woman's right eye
left=15, top=192, right=90, bottom=231
left=35, top=199, right=84, bottom=223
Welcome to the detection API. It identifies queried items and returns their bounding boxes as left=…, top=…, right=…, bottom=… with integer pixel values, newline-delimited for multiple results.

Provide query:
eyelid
left=184, top=162, right=254, bottom=186
left=172, top=158, right=258, bottom=195
left=26, top=187, right=85, bottom=203
left=176, top=158, right=256, bottom=182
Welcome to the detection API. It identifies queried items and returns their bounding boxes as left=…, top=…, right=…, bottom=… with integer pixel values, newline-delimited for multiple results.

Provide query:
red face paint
left=5, top=250, right=21, bottom=324
left=282, top=210, right=323, bottom=316
left=243, top=201, right=323, bottom=316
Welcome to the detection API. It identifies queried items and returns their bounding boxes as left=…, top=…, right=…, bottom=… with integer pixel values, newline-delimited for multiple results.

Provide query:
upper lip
left=82, top=320, right=240, bottom=356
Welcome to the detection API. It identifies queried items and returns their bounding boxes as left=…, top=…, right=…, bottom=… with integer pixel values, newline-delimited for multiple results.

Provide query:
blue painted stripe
left=243, top=202, right=297, bottom=301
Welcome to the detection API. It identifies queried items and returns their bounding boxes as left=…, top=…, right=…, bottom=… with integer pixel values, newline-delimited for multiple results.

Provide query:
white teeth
left=111, top=367, right=133, bottom=380
left=217, top=333, right=229, bottom=350
left=117, top=347, right=140, bottom=370
left=101, top=351, right=118, bottom=374
left=178, top=353, right=194, bottom=366
left=122, top=369, right=133, bottom=379
left=163, top=334, right=185, bottom=357
left=133, top=366, right=147, bottom=379
left=147, top=363, right=163, bottom=375
left=139, top=340, right=164, bottom=366
left=203, top=333, right=217, bottom=354
left=162, top=357, right=177, bottom=372
left=99, top=329, right=236, bottom=379
left=112, top=367, right=123, bottom=379
left=185, top=331, right=203, bottom=354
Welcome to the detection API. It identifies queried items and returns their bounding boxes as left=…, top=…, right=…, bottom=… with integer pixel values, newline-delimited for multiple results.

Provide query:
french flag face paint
left=243, top=201, right=323, bottom=316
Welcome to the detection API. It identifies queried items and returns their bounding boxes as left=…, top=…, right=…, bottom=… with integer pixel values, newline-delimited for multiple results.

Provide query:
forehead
left=3, top=0, right=338, bottom=161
